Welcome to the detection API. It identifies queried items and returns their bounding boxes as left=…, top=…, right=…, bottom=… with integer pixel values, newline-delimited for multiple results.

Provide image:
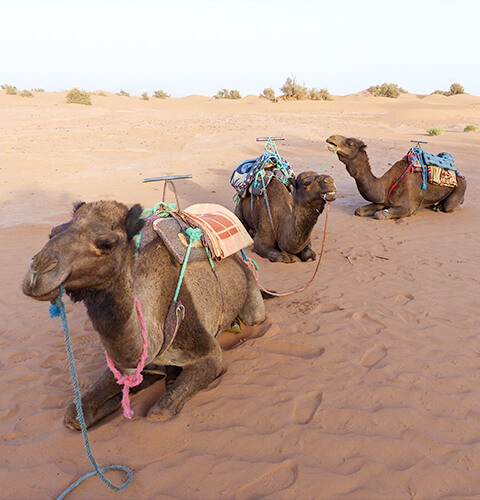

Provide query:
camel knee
left=239, top=288, right=265, bottom=326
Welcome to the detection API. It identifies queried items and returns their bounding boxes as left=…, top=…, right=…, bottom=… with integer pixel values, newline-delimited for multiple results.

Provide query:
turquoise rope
left=49, top=286, right=133, bottom=499
left=173, top=227, right=202, bottom=302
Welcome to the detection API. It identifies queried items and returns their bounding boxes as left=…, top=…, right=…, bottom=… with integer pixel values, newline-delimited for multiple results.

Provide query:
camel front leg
left=147, top=355, right=222, bottom=422
left=253, top=236, right=294, bottom=263
left=355, top=203, right=386, bottom=217
left=64, top=368, right=164, bottom=430
left=373, top=205, right=413, bottom=219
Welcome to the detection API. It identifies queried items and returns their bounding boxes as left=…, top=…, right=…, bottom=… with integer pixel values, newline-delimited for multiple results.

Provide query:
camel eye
left=95, top=235, right=118, bottom=253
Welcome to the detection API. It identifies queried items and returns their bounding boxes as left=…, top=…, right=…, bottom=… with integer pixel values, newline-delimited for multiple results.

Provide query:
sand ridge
left=1, top=92, right=480, bottom=499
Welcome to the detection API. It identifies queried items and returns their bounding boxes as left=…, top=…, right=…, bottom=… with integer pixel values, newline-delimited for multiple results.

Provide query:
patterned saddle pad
left=139, top=204, right=252, bottom=263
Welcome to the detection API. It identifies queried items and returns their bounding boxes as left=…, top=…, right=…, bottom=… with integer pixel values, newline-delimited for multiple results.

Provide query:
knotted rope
left=49, top=286, right=133, bottom=499
left=105, top=297, right=149, bottom=419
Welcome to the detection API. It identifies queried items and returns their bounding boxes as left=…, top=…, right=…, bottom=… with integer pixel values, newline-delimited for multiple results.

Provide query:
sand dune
left=1, top=91, right=480, bottom=499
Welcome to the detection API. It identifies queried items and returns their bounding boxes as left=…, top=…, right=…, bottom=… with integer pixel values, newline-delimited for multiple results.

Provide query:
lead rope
left=49, top=286, right=133, bottom=499
left=241, top=202, right=331, bottom=297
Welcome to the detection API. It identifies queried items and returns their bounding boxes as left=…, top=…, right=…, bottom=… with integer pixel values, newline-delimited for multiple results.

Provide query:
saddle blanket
left=230, top=155, right=295, bottom=198
left=183, top=203, right=253, bottom=260
left=407, top=148, right=462, bottom=188
left=138, top=204, right=252, bottom=263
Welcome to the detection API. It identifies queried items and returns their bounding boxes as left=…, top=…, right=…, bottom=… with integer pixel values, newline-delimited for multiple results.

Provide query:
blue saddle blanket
left=230, top=154, right=295, bottom=198
left=421, top=151, right=456, bottom=171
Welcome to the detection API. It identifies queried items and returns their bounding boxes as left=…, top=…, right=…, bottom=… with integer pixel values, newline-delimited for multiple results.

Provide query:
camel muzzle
left=22, top=251, right=64, bottom=300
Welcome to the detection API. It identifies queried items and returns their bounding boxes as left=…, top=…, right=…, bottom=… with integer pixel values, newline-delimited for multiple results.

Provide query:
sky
left=1, top=0, right=479, bottom=97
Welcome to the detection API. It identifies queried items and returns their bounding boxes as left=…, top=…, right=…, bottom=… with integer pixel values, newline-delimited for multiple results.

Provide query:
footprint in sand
left=360, top=344, right=388, bottom=368
left=292, top=392, right=322, bottom=424
left=253, top=339, right=325, bottom=359
left=313, top=303, right=340, bottom=314
left=235, top=459, right=298, bottom=500
left=394, top=293, right=414, bottom=305
left=352, top=312, right=385, bottom=335
left=9, top=351, right=36, bottom=365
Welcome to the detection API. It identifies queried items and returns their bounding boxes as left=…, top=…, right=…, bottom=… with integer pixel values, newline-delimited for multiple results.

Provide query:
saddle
left=407, top=148, right=463, bottom=188
left=230, top=155, right=295, bottom=198
left=139, top=203, right=253, bottom=262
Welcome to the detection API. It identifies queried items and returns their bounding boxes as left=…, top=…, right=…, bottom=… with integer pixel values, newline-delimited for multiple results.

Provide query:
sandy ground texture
left=1, top=91, right=480, bottom=499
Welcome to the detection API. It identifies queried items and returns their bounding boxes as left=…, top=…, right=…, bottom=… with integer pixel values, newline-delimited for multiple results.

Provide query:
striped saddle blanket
left=139, top=204, right=252, bottom=263
left=407, top=148, right=463, bottom=188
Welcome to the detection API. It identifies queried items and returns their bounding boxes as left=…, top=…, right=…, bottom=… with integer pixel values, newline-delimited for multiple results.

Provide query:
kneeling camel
left=327, top=135, right=466, bottom=219
left=235, top=172, right=337, bottom=263
left=23, top=200, right=265, bottom=428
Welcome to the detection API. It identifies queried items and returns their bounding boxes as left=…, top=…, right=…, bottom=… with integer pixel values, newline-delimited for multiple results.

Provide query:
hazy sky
left=1, top=0, right=479, bottom=97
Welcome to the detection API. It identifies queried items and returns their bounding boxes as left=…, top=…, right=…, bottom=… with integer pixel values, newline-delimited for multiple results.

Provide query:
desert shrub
left=95, top=91, right=107, bottom=96
left=214, top=89, right=241, bottom=99
left=280, top=77, right=307, bottom=100
left=153, top=90, right=170, bottom=99
left=449, top=83, right=464, bottom=95
left=117, top=89, right=130, bottom=97
left=66, top=88, right=92, bottom=105
left=20, top=90, right=34, bottom=98
left=308, top=88, right=332, bottom=101
left=2, top=84, right=17, bottom=95
left=367, top=83, right=406, bottom=98
left=464, top=124, right=478, bottom=132
left=427, top=127, right=444, bottom=136
left=260, top=87, right=276, bottom=101
left=431, top=83, right=465, bottom=96
left=33, top=88, right=45, bottom=92
left=141, top=92, right=149, bottom=100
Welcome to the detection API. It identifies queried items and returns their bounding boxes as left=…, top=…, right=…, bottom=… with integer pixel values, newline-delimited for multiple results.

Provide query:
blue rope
left=49, top=286, right=133, bottom=500
left=173, top=227, right=202, bottom=302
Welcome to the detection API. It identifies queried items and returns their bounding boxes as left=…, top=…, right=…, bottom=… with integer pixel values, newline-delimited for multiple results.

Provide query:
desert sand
left=1, top=90, right=480, bottom=499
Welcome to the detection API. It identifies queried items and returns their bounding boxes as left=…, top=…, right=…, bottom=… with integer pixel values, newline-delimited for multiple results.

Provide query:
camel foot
left=299, top=248, right=316, bottom=262
left=64, top=393, right=122, bottom=431
left=269, top=253, right=294, bottom=263
left=355, top=203, right=386, bottom=217
left=146, top=399, right=183, bottom=422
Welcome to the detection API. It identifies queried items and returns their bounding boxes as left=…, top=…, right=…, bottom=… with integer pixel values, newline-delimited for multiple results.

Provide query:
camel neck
left=289, top=201, right=323, bottom=247
left=346, top=152, right=386, bottom=204
left=84, top=259, right=146, bottom=370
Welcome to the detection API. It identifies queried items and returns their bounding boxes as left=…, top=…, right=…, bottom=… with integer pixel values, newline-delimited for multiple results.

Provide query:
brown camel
left=326, top=135, right=467, bottom=219
left=23, top=201, right=265, bottom=429
left=235, top=171, right=337, bottom=263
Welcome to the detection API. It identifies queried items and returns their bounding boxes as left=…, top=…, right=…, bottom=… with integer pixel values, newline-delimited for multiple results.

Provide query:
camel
left=22, top=200, right=265, bottom=429
left=235, top=171, right=337, bottom=263
left=326, top=135, right=467, bottom=219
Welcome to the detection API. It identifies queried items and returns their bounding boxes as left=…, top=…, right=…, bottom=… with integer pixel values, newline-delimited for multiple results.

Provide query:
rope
left=173, top=227, right=202, bottom=302
left=105, top=297, right=149, bottom=419
left=317, top=149, right=338, bottom=172
left=49, top=286, right=133, bottom=499
left=241, top=202, right=331, bottom=297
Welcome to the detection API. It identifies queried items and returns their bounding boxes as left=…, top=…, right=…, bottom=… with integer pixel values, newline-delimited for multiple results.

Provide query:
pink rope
left=105, top=298, right=149, bottom=419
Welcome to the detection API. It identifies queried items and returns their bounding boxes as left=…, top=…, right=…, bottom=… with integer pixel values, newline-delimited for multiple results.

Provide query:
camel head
left=294, top=171, right=337, bottom=206
left=23, top=201, right=145, bottom=302
left=326, top=135, right=367, bottom=162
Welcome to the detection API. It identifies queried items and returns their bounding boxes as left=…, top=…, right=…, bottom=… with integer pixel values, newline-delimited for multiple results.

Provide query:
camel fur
left=235, top=172, right=337, bottom=263
left=327, top=135, right=467, bottom=219
left=23, top=201, right=265, bottom=429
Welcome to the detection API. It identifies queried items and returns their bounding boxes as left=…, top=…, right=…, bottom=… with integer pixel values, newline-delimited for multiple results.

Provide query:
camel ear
left=72, top=201, right=86, bottom=214
left=49, top=221, right=72, bottom=239
left=125, top=204, right=145, bottom=240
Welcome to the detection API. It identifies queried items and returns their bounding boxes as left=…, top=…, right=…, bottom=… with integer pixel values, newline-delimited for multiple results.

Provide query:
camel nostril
left=30, top=254, right=59, bottom=275
left=29, top=272, right=38, bottom=288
